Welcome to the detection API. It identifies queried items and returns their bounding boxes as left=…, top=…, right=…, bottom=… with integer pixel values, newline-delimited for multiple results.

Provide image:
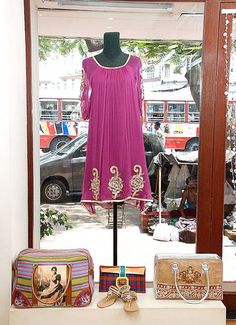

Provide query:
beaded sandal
left=121, top=290, right=139, bottom=312
left=97, top=285, right=121, bottom=308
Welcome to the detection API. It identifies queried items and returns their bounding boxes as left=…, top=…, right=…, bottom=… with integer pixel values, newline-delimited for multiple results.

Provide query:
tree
left=38, top=37, right=202, bottom=109
left=122, top=40, right=202, bottom=109
left=39, top=37, right=88, bottom=60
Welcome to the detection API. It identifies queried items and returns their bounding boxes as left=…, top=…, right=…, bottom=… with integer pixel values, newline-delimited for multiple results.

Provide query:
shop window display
left=39, top=2, right=205, bottom=282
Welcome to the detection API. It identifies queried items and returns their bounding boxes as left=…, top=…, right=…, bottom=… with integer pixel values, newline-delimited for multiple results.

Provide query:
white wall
left=0, top=1, right=28, bottom=324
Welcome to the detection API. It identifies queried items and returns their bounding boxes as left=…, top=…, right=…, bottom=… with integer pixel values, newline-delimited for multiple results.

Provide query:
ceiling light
left=45, top=1, right=173, bottom=11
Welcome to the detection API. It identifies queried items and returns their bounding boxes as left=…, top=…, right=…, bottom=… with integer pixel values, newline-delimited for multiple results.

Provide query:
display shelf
left=9, top=287, right=226, bottom=325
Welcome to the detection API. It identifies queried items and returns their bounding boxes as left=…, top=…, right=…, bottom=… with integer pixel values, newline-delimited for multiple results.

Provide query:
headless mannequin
left=94, top=32, right=129, bottom=67
left=94, top=32, right=128, bottom=265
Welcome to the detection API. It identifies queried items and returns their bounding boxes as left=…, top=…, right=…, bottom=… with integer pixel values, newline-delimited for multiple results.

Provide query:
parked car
left=40, top=132, right=164, bottom=203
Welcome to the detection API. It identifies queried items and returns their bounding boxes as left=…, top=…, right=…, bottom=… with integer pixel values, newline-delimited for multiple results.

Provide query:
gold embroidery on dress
left=79, top=69, right=85, bottom=100
left=140, top=72, right=144, bottom=101
left=90, top=168, right=100, bottom=200
left=131, top=165, right=145, bottom=197
left=108, top=166, right=123, bottom=199
left=178, top=266, right=202, bottom=284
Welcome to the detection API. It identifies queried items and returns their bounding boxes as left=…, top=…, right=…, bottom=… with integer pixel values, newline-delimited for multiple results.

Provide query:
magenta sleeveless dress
left=80, top=55, right=152, bottom=213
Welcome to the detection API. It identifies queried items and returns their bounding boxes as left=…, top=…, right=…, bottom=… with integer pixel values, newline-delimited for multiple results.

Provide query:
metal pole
left=159, top=165, right=162, bottom=224
left=113, top=202, right=118, bottom=266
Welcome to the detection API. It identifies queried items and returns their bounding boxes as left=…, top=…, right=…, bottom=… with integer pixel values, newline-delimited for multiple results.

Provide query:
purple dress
left=80, top=54, right=152, bottom=213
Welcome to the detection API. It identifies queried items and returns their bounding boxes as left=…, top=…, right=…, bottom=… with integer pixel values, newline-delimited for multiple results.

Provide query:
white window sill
left=9, top=288, right=226, bottom=325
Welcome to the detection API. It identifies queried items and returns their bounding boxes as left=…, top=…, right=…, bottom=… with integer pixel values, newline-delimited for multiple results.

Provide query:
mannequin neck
left=103, top=32, right=122, bottom=59
left=94, top=32, right=129, bottom=67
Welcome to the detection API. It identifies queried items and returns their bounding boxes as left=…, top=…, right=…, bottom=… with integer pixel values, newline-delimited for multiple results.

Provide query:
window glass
left=146, top=102, right=164, bottom=122
left=223, top=14, right=236, bottom=282
left=38, top=1, right=204, bottom=282
left=188, top=103, right=199, bottom=122
left=164, top=63, right=171, bottom=79
left=62, top=101, right=79, bottom=121
left=40, top=100, right=58, bottom=120
left=146, top=65, right=155, bottom=79
left=167, top=102, right=185, bottom=122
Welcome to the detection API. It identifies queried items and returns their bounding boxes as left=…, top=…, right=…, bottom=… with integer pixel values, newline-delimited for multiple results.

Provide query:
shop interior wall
left=0, top=0, right=38, bottom=323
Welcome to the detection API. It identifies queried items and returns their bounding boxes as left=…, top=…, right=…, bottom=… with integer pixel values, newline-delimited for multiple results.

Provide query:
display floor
left=40, top=203, right=236, bottom=282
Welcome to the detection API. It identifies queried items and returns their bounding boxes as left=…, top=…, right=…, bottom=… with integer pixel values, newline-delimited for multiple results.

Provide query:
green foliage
left=40, top=208, right=73, bottom=239
left=38, top=36, right=202, bottom=68
left=121, top=40, right=202, bottom=72
left=122, top=40, right=202, bottom=60
left=39, top=36, right=87, bottom=60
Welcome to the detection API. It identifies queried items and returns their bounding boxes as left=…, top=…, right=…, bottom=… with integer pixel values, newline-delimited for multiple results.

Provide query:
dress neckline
left=92, top=54, right=131, bottom=69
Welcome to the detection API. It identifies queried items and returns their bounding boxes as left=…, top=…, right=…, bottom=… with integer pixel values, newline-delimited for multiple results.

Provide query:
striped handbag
left=12, top=248, right=94, bottom=308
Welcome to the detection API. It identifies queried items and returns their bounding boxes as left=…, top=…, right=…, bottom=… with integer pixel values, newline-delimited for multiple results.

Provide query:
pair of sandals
left=97, top=285, right=139, bottom=312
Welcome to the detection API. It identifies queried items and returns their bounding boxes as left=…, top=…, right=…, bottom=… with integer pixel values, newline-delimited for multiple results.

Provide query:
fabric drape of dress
left=80, top=54, right=152, bottom=213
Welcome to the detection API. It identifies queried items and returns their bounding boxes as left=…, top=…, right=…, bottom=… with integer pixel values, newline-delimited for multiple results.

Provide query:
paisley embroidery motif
left=131, top=164, right=145, bottom=196
left=90, top=168, right=100, bottom=200
left=178, top=266, right=202, bottom=284
left=79, top=70, right=85, bottom=100
left=108, top=166, right=124, bottom=199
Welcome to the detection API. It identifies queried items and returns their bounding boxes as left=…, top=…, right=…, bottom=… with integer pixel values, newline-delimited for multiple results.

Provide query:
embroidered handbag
left=12, top=248, right=94, bottom=308
left=154, top=254, right=223, bottom=304
left=99, top=265, right=146, bottom=293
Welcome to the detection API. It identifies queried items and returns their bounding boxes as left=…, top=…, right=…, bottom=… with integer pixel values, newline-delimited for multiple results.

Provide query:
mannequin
left=94, top=32, right=129, bottom=67
left=95, top=32, right=128, bottom=265
left=81, top=32, right=152, bottom=265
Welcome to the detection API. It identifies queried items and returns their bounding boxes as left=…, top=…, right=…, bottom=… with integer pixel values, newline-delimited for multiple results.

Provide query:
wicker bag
left=154, top=254, right=223, bottom=304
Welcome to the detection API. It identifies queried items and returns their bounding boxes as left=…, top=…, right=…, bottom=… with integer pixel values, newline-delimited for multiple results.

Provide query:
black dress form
left=95, top=32, right=128, bottom=265
left=95, top=32, right=129, bottom=67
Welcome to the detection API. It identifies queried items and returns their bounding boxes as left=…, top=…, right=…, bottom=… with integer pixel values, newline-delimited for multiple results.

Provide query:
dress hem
left=80, top=196, right=152, bottom=215
left=80, top=196, right=152, bottom=203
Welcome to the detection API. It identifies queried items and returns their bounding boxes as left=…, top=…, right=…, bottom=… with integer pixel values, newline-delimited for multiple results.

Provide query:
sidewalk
left=40, top=203, right=195, bottom=281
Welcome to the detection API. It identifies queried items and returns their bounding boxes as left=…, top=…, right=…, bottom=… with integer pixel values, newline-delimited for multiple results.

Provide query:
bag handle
left=172, top=262, right=210, bottom=304
left=32, top=264, right=71, bottom=305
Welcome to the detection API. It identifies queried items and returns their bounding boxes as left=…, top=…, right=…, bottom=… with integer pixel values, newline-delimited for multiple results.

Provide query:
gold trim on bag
left=90, top=168, right=100, bottom=200
left=178, top=266, right=202, bottom=284
left=131, top=165, right=145, bottom=197
left=108, top=166, right=124, bottom=199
